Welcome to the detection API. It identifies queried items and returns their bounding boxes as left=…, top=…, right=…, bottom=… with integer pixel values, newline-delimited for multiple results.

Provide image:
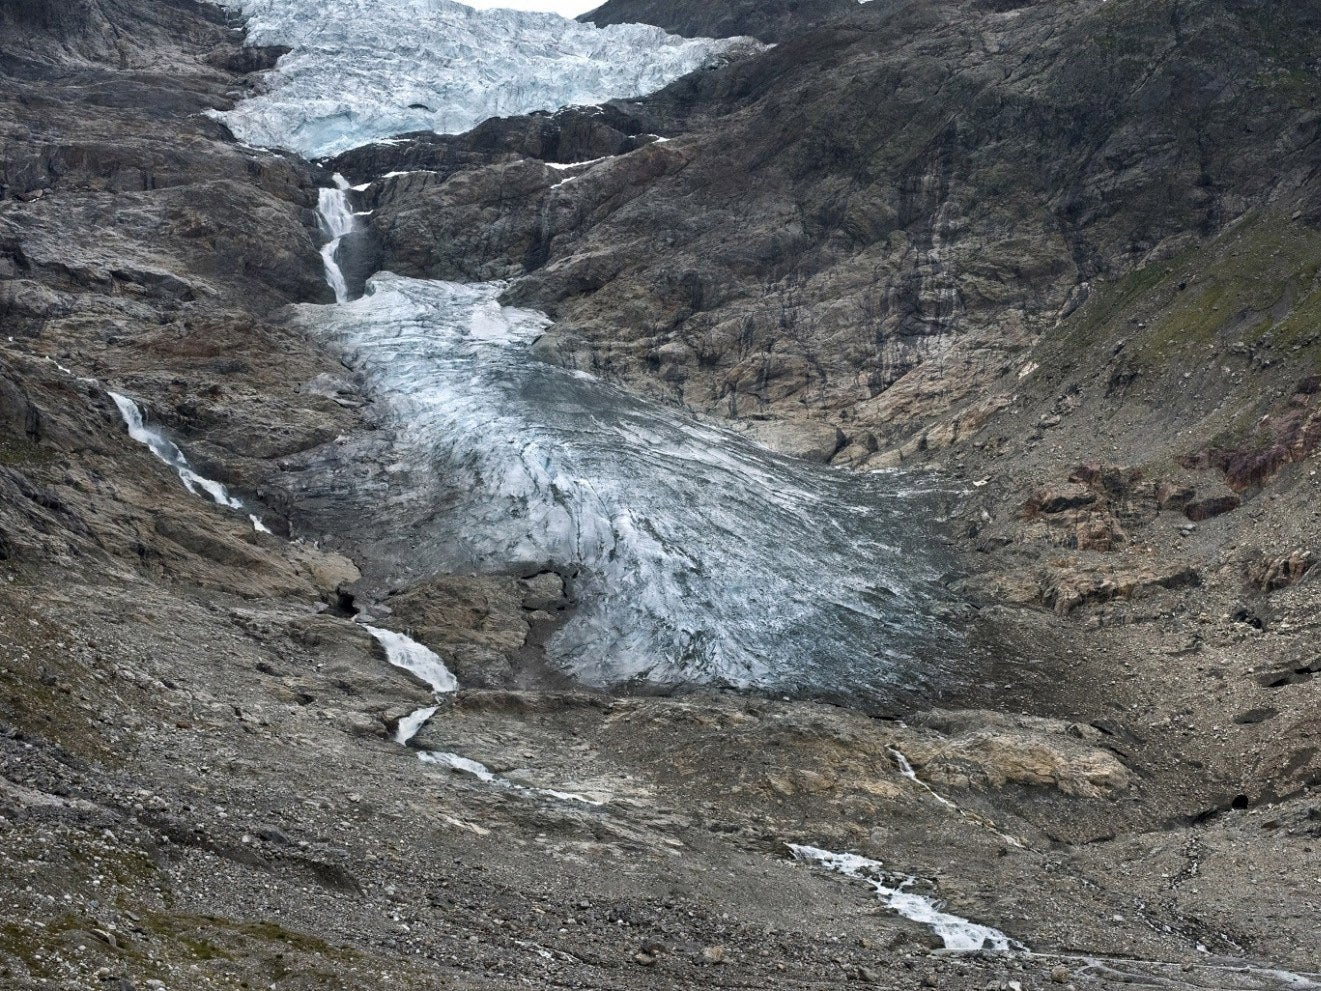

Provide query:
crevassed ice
left=109, top=391, right=248, bottom=512
left=789, top=845, right=1023, bottom=954
left=292, top=274, right=962, bottom=702
left=211, top=0, right=741, bottom=157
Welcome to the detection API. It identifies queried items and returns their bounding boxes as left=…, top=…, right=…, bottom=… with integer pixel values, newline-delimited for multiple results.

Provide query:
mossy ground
left=0, top=434, right=55, bottom=469
left=1066, top=212, right=1321, bottom=367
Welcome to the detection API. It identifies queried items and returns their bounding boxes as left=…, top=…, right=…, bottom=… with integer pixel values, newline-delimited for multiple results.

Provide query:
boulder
left=1025, top=483, right=1096, bottom=515
left=743, top=420, right=844, bottom=463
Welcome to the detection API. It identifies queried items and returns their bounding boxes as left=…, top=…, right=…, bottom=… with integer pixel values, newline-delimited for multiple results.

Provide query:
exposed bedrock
left=355, top=0, right=1321, bottom=468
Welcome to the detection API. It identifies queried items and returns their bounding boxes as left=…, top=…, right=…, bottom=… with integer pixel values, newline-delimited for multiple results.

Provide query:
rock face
left=362, top=0, right=1321, bottom=465
left=581, top=0, right=858, bottom=42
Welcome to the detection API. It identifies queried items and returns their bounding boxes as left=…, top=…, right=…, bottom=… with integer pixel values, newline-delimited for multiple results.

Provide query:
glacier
left=289, top=274, right=963, bottom=701
left=211, top=0, right=743, bottom=157
left=214, top=0, right=961, bottom=700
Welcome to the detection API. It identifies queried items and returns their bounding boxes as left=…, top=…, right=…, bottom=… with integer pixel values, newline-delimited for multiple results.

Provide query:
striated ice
left=790, top=845, right=1023, bottom=954
left=291, top=274, right=962, bottom=701
left=211, top=0, right=743, bottom=157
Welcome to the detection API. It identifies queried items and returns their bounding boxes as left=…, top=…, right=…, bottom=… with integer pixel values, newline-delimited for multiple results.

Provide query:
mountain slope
left=580, top=0, right=858, bottom=42
left=360, top=0, right=1321, bottom=466
left=2, top=1, right=1321, bottom=988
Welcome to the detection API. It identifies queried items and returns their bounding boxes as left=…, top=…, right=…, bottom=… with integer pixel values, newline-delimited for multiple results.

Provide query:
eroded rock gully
left=1, top=1, right=1319, bottom=989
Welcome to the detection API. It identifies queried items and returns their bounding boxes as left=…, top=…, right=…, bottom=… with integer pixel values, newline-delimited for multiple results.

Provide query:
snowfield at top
left=213, top=0, right=743, bottom=157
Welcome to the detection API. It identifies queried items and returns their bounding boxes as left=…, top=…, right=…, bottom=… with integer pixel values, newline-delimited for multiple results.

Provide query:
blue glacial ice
left=288, top=275, right=964, bottom=701
left=211, top=0, right=743, bottom=157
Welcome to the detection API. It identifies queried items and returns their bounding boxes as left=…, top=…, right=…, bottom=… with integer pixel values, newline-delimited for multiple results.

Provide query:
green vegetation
left=1065, top=211, right=1321, bottom=366
left=0, top=433, right=54, bottom=468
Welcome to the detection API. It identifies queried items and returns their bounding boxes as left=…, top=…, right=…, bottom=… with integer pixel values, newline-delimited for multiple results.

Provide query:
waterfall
left=394, top=705, right=439, bottom=746
left=108, top=391, right=243, bottom=510
left=362, top=624, right=459, bottom=695
left=362, top=623, right=457, bottom=745
left=318, top=174, right=355, bottom=303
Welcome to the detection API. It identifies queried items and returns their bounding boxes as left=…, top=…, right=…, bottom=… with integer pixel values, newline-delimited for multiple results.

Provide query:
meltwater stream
left=292, top=270, right=964, bottom=702
left=109, top=391, right=270, bottom=534
left=318, top=175, right=356, bottom=305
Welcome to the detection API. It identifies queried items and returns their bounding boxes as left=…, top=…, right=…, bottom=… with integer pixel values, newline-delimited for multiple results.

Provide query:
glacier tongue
left=290, top=274, right=962, bottom=702
left=211, top=0, right=743, bottom=157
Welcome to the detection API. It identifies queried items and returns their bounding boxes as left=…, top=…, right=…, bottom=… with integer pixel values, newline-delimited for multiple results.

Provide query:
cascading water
left=318, top=174, right=355, bottom=304
left=361, top=624, right=459, bottom=696
left=109, top=392, right=244, bottom=509
left=362, top=620, right=599, bottom=803
left=789, top=846, right=1023, bottom=954
left=109, top=391, right=269, bottom=533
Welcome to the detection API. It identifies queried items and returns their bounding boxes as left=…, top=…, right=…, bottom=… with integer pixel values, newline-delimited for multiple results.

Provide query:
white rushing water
left=419, top=750, right=602, bottom=805
left=362, top=622, right=601, bottom=802
left=109, top=391, right=269, bottom=533
left=210, top=0, right=743, bottom=157
left=361, top=623, right=457, bottom=746
left=394, top=705, right=440, bottom=746
left=109, top=392, right=243, bottom=509
left=362, top=624, right=460, bottom=695
left=318, top=175, right=356, bottom=304
left=419, top=750, right=498, bottom=783
left=790, top=845, right=1022, bottom=954
left=292, top=273, right=962, bottom=701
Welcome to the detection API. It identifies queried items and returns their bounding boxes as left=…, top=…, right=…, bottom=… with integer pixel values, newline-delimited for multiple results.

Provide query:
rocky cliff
left=581, top=0, right=858, bottom=42
left=362, top=0, right=1321, bottom=466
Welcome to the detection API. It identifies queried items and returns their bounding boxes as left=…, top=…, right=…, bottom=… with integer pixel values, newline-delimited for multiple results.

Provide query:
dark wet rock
left=331, top=105, right=667, bottom=182
left=1184, top=487, right=1242, bottom=523
left=581, top=0, right=857, bottom=43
